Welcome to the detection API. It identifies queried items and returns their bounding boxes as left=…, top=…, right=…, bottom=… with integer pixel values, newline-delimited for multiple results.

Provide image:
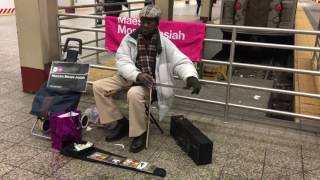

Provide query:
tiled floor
left=1, top=0, right=320, bottom=179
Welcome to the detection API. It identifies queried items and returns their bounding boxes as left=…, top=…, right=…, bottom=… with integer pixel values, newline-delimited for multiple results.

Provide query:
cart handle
left=63, top=38, right=82, bottom=55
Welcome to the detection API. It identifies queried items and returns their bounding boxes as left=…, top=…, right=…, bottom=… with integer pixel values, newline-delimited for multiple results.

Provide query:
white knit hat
left=139, top=5, right=161, bottom=18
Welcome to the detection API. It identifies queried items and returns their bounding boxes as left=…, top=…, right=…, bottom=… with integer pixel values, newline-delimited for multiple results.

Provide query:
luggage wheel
left=42, top=119, right=50, bottom=132
left=80, top=115, right=89, bottom=129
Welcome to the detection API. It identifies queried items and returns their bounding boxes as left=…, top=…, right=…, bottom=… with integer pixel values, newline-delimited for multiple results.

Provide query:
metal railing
left=58, top=1, right=150, bottom=10
left=203, top=24, right=320, bottom=123
left=57, top=2, right=320, bottom=128
left=58, top=0, right=152, bottom=62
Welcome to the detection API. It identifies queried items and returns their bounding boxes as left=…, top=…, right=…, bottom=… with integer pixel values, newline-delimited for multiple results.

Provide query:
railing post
left=313, top=18, right=320, bottom=71
left=94, top=0, right=100, bottom=64
left=224, top=28, right=237, bottom=122
left=57, top=15, right=62, bottom=60
left=128, top=3, right=131, bottom=17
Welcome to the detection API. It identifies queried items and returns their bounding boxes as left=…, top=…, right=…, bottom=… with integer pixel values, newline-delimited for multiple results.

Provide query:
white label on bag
left=58, top=111, right=79, bottom=118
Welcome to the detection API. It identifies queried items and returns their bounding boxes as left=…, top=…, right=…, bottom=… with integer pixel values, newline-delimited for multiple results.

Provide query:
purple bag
left=49, top=110, right=82, bottom=150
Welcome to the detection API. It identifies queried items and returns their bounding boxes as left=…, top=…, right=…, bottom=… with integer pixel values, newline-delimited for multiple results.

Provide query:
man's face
left=140, top=17, right=158, bottom=36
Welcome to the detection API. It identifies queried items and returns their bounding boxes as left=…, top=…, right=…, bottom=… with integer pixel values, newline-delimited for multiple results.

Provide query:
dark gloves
left=186, top=76, right=201, bottom=94
left=137, top=73, right=155, bottom=88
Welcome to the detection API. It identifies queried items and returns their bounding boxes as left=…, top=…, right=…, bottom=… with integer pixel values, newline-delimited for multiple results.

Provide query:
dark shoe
left=105, top=118, right=128, bottom=141
left=129, top=132, right=146, bottom=153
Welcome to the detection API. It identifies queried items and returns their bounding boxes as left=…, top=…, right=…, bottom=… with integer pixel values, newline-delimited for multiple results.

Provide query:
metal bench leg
left=145, top=105, right=164, bottom=134
left=150, top=113, right=164, bottom=134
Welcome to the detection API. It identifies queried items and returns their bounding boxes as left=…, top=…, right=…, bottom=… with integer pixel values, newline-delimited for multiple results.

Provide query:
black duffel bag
left=170, top=115, right=213, bottom=165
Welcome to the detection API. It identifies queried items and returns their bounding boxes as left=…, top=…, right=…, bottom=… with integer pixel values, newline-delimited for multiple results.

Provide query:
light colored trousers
left=92, top=75, right=149, bottom=137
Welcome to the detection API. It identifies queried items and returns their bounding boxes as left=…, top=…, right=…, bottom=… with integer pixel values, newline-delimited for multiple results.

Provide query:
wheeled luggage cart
left=31, top=38, right=83, bottom=139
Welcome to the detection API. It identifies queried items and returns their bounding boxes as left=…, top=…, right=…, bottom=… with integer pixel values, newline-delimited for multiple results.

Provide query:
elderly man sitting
left=93, top=5, right=201, bottom=153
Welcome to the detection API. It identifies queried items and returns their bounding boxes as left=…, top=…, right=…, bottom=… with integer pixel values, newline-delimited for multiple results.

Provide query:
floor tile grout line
left=0, top=106, right=32, bottom=123
left=0, top=140, right=46, bottom=173
left=0, top=140, right=23, bottom=156
left=0, top=150, right=23, bottom=177
left=17, top=152, right=74, bottom=179
left=304, top=165, right=320, bottom=173
left=216, top=156, right=229, bottom=180
left=300, top=145, right=305, bottom=180
left=0, top=167, right=15, bottom=179
left=12, top=165, right=53, bottom=178
left=1, top=159, right=54, bottom=179
left=217, top=137, right=236, bottom=180
left=260, top=148, right=267, bottom=180
left=131, top=137, right=165, bottom=179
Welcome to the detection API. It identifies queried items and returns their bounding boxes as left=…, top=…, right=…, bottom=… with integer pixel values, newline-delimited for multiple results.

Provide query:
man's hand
left=185, top=76, right=201, bottom=94
left=137, top=73, right=155, bottom=88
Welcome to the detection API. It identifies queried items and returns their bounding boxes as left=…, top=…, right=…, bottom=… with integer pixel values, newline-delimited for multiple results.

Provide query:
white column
left=200, top=0, right=211, bottom=21
left=14, top=0, right=59, bottom=92
left=155, top=0, right=174, bottom=20
left=65, top=0, right=75, bottom=13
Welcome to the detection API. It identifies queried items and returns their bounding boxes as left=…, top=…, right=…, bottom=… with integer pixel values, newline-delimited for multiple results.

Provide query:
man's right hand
left=137, top=73, right=155, bottom=88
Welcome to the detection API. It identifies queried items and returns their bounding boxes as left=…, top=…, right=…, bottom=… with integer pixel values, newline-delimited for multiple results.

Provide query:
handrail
left=84, top=62, right=320, bottom=99
left=58, top=13, right=104, bottom=19
left=58, top=0, right=151, bottom=9
left=236, top=40, right=320, bottom=52
left=81, top=51, right=104, bottom=59
left=61, top=44, right=106, bottom=51
left=312, top=19, right=320, bottom=71
left=229, top=103, right=320, bottom=121
left=58, top=25, right=320, bottom=53
left=55, top=13, right=320, bottom=36
left=59, top=25, right=105, bottom=33
left=230, top=83, right=320, bottom=99
left=58, top=8, right=142, bottom=20
left=83, top=37, right=105, bottom=45
left=206, top=24, right=320, bottom=35
left=90, top=64, right=118, bottom=71
left=202, top=59, right=320, bottom=76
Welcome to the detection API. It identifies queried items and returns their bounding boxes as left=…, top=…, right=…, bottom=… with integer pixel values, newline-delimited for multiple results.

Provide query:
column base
left=200, top=16, right=209, bottom=21
left=65, top=8, right=75, bottom=13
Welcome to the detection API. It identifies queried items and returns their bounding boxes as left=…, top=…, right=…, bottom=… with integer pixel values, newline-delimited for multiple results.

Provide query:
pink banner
left=105, top=16, right=206, bottom=62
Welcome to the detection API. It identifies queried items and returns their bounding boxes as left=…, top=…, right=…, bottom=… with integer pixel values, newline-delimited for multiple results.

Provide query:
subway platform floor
left=1, top=1, right=320, bottom=179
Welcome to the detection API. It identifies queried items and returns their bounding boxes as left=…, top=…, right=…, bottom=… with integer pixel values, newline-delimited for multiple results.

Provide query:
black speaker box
left=170, top=115, right=213, bottom=165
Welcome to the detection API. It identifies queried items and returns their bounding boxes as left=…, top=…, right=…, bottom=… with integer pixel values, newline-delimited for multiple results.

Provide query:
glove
left=185, top=76, right=201, bottom=94
left=137, top=73, right=155, bottom=88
